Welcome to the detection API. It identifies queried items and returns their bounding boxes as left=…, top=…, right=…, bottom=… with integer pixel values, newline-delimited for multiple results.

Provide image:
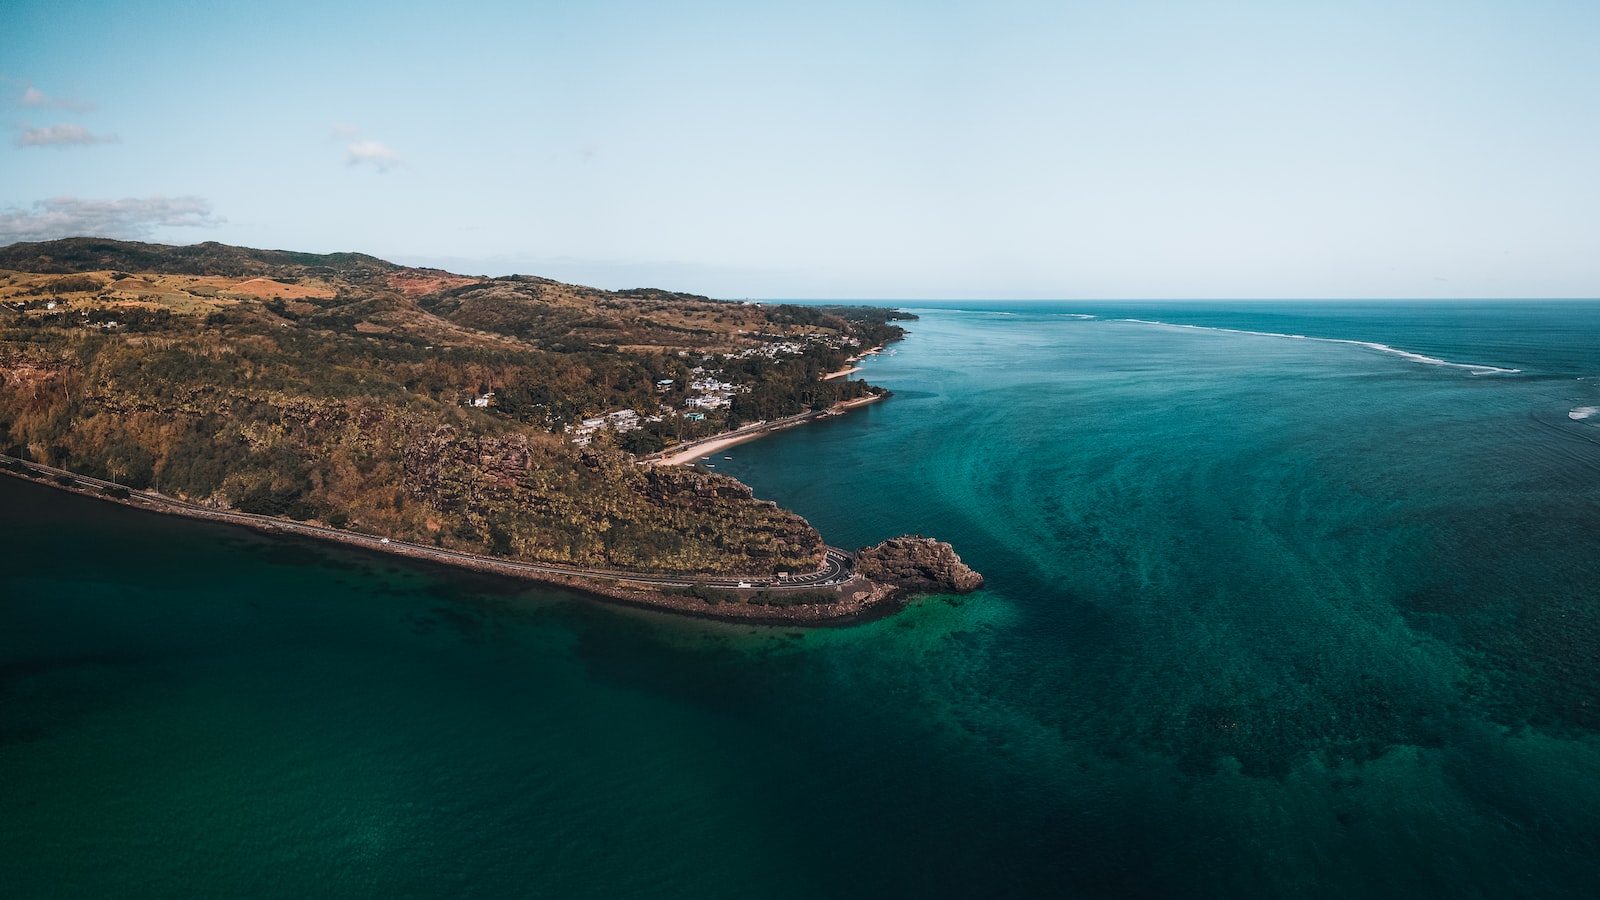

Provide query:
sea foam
left=1570, top=406, right=1599, bottom=421
left=1120, top=319, right=1521, bottom=376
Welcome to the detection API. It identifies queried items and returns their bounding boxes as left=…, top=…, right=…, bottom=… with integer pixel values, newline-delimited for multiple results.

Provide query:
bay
left=5, top=300, right=1600, bottom=897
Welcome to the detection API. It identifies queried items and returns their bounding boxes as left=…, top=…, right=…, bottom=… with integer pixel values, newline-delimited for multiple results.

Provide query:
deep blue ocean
left=4, top=301, right=1600, bottom=897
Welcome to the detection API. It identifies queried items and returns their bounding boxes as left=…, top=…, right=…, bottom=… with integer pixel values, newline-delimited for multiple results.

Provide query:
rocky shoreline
left=858, top=535, right=986, bottom=595
left=3, top=458, right=983, bottom=626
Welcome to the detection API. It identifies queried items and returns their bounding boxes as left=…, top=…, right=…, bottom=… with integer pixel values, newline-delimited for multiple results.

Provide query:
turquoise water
left=5, top=301, right=1600, bottom=897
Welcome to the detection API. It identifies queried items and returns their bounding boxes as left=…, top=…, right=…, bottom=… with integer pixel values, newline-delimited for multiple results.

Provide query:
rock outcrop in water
left=857, top=536, right=985, bottom=594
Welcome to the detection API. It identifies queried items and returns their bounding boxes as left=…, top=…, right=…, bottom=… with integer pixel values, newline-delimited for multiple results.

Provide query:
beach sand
left=650, top=394, right=884, bottom=466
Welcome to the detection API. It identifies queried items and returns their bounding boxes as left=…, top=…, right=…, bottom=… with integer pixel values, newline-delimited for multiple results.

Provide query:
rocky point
left=857, top=535, right=985, bottom=595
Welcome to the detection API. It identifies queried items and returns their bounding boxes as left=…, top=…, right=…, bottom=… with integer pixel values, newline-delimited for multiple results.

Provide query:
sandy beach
left=820, top=343, right=888, bottom=380
left=649, top=393, right=885, bottom=466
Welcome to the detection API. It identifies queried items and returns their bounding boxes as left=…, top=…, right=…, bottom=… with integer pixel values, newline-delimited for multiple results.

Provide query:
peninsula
left=0, top=238, right=980, bottom=622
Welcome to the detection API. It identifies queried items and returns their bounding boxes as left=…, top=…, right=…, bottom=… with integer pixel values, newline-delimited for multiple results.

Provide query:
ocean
left=4, top=301, right=1600, bottom=897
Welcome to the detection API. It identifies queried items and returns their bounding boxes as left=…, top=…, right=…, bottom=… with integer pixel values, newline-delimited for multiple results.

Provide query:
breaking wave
left=1120, top=319, right=1521, bottom=375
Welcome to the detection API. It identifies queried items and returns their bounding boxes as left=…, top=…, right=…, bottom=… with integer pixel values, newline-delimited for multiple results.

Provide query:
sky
left=3, top=0, right=1598, bottom=299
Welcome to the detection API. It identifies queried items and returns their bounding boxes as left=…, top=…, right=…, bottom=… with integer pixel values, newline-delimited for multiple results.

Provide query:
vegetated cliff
left=0, top=238, right=913, bottom=578
left=857, top=536, right=985, bottom=594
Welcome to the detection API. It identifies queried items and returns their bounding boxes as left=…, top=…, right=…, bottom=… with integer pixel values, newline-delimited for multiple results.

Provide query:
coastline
left=1, top=454, right=906, bottom=626
left=648, top=393, right=885, bottom=466
left=649, top=342, right=888, bottom=465
left=0, top=339, right=910, bottom=627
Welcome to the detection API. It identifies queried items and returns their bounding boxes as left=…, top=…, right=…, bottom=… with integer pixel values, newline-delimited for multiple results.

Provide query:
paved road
left=4, top=457, right=856, bottom=591
left=783, top=548, right=851, bottom=585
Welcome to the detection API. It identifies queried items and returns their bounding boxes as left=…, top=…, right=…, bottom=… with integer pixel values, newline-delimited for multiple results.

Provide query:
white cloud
left=0, top=196, right=222, bottom=243
left=17, top=124, right=117, bottom=147
left=17, top=85, right=94, bottom=112
left=329, top=122, right=405, bottom=172
left=347, top=139, right=404, bottom=172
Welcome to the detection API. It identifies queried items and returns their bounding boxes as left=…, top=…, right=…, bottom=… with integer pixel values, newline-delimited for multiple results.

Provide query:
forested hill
left=0, top=237, right=395, bottom=278
left=0, top=238, right=911, bottom=577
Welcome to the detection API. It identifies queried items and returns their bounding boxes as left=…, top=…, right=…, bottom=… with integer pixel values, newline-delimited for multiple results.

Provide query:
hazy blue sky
left=4, top=0, right=1597, bottom=298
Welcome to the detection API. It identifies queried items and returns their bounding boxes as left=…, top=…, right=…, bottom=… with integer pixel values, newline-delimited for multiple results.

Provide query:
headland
left=0, top=239, right=971, bottom=624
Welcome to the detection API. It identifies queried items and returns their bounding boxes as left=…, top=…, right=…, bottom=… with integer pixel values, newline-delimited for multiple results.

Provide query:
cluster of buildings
left=682, top=369, right=743, bottom=411
left=558, top=364, right=748, bottom=447
left=550, top=332, right=865, bottom=447
left=723, top=332, right=860, bottom=362
left=564, top=408, right=661, bottom=447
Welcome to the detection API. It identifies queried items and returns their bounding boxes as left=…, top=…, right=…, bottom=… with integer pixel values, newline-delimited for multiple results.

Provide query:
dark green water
left=5, top=301, right=1600, bottom=897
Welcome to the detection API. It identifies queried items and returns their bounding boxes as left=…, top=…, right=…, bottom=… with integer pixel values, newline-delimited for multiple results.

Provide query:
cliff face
left=857, top=536, right=984, bottom=594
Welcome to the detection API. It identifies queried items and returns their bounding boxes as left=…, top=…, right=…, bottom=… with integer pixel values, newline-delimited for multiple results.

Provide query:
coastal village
left=554, top=330, right=867, bottom=449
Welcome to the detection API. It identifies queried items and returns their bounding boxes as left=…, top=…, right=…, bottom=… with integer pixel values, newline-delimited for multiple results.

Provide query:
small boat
left=723, top=456, right=733, bottom=460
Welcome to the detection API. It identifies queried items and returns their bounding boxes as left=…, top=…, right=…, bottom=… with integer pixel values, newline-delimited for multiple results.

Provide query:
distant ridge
left=0, top=237, right=396, bottom=278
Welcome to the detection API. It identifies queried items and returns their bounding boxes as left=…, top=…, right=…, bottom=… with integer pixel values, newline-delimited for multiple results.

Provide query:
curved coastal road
left=4, top=457, right=857, bottom=591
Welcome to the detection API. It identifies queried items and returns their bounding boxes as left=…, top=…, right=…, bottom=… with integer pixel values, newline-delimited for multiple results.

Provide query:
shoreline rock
left=856, top=535, right=985, bottom=595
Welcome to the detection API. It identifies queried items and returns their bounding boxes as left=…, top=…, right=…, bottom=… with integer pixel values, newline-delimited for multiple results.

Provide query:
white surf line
left=1119, top=319, right=1521, bottom=375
